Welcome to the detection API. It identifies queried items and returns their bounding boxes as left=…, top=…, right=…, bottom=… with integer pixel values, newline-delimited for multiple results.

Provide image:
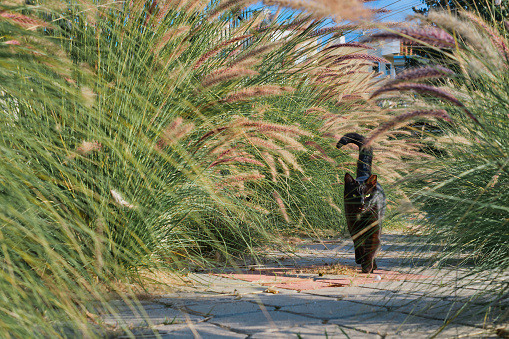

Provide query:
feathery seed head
left=264, top=132, right=306, bottom=151
left=4, top=40, right=20, bottom=45
left=272, top=190, right=290, bottom=222
left=111, top=190, right=135, bottom=209
left=372, top=83, right=481, bottom=124
left=278, top=149, right=304, bottom=173
left=364, top=110, right=452, bottom=147
left=159, top=117, right=195, bottom=148
left=305, top=107, right=329, bottom=115
left=371, top=8, right=391, bottom=14
left=330, top=54, right=390, bottom=65
left=194, top=34, right=253, bottom=69
left=262, top=152, right=277, bottom=182
left=310, top=24, right=357, bottom=37
left=208, top=0, right=259, bottom=20
left=210, top=157, right=265, bottom=168
left=323, top=42, right=375, bottom=51
left=388, top=65, right=454, bottom=84
left=0, top=11, right=49, bottom=30
left=248, top=137, right=280, bottom=150
left=76, top=141, right=102, bottom=156
left=201, top=67, right=259, bottom=88
left=216, top=147, right=239, bottom=160
left=421, top=11, right=500, bottom=63
left=366, top=27, right=456, bottom=48
left=461, top=11, right=509, bottom=58
left=231, top=42, right=281, bottom=67
left=277, top=157, right=290, bottom=177
left=194, top=127, right=228, bottom=147
left=216, top=172, right=266, bottom=189
left=153, top=26, right=190, bottom=54
left=223, top=86, right=295, bottom=103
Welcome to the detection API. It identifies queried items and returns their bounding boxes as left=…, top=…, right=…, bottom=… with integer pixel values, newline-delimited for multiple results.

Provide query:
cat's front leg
left=354, top=240, right=365, bottom=264
left=361, top=227, right=381, bottom=273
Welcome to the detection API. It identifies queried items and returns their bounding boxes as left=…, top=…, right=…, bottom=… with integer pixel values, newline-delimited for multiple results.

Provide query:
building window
left=395, top=65, right=405, bottom=74
left=373, top=63, right=379, bottom=73
left=385, top=63, right=391, bottom=74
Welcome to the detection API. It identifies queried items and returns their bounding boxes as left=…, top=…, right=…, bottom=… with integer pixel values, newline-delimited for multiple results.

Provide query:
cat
left=336, top=132, right=386, bottom=273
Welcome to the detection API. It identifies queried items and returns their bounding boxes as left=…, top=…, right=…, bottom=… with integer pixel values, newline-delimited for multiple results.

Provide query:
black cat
left=336, top=133, right=386, bottom=273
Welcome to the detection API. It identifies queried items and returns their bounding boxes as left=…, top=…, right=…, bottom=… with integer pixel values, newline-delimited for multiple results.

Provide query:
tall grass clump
left=368, top=10, right=509, bottom=300
left=0, top=0, right=445, bottom=335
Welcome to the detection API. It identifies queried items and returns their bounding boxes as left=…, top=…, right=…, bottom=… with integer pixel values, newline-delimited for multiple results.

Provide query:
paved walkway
left=98, top=235, right=508, bottom=338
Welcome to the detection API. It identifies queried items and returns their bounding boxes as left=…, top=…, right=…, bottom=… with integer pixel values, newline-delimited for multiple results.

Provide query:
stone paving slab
left=154, top=323, right=247, bottom=338
left=397, top=296, right=509, bottom=327
left=183, top=300, right=268, bottom=317
left=238, top=289, right=337, bottom=307
left=250, top=324, right=382, bottom=339
left=97, top=235, right=506, bottom=338
left=279, top=299, right=387, bottom=320
left=329, top=311, right=492, bottom=338
left=100, top=302, right=203, bottom=327
left=208, top=310, right=322, bottom=335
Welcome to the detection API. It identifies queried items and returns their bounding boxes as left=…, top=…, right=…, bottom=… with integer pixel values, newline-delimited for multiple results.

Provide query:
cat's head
left=344, top=173, right=377, bottom=208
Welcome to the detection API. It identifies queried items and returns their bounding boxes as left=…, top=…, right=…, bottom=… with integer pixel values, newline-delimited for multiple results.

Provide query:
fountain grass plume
left=153, top=26, right=191, bottom=54
left=388, top=65, right=454, bottom=84
left=194, top=34, right=253, bottom=69
left=365, top=27, right=456, bottom=48
left=262, top=151, right=277, bottom=182
left=223, top=85, right=295, bottom=102
left=230, top=42, right=282, bottom=67
left=461, top=11, right=509, bottom=58
left=239, top=119, right=312, bottom=137
left=310, top=25, right=356, bottom=37
left=272, top=190, right=290, bottom=222
left=76, top=141, right=103, bottom=156
left=371, top=83, right=480, bottom=125
left=323, top=42, right=375, bottom=51
left=257, top=16, right=314, bottom=33
left=277, top=148, right=304, bottom=173
left=210, top=157, right=265, bottom=168
left=201, top=67, right=259, bottom=88
left=364, top=110, right=452, bottom=147
left=208, top=0, right=259, bottom=20
left=0, top=11, right=49, bottom=30
left=371, top=7, right=391, bottom=14
left=158, top=117, right=195, bottom=148
left=424, top=11, right=499, bottom=62
left=264, top=131, right=306, bottom=151
left=330, top=53, right=390, bottom=65
left=277, top=157, right=290, bottom=177
left=306, top=141, right=337, bottom=164
left=247, top=136, right=280, bottom=150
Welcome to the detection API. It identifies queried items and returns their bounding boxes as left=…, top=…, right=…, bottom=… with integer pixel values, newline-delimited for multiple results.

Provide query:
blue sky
left=249, top=0, right=425, bottom=22
left=247, top=0, right=425, bottom=42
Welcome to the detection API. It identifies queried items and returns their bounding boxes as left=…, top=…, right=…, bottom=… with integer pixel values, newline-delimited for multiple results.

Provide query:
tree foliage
left=414, top=0, right=509, bottom=21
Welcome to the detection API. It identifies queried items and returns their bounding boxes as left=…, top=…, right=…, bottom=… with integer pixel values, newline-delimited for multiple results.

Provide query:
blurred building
left=221, top=9, right=417, bottom=77
left=367, top=39, right=415, bottom=78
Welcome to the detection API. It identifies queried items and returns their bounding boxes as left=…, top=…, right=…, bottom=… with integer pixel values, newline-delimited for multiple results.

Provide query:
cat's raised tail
left=336, top=132, right=373, bottom=179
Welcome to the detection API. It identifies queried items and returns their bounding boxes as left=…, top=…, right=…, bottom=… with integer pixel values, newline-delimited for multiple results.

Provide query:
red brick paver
left=216, top=266, right=430, bottom=291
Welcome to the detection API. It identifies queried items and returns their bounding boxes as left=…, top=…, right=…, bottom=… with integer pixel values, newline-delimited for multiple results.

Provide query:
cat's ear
left=344, top=173, right=355, bottom=185
left=366, top=175, right=377, bottom=187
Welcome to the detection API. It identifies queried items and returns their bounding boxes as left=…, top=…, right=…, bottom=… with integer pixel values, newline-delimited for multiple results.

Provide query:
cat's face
left=344, top=173, right=377, bottom=210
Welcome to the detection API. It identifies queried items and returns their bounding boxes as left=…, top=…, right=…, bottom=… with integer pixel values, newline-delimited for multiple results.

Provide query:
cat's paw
left=361, top=262, right=375, bottom=273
